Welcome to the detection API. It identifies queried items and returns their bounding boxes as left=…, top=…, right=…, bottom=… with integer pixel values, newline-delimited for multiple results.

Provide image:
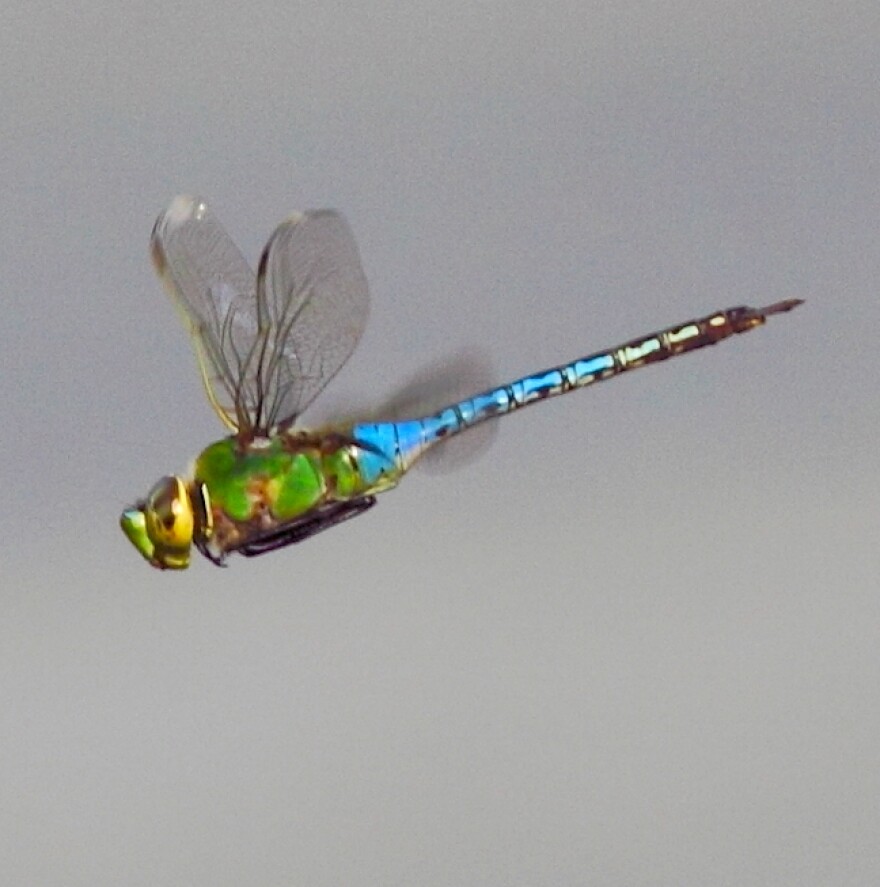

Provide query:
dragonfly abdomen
left=352, top=300, right=802, bottom=473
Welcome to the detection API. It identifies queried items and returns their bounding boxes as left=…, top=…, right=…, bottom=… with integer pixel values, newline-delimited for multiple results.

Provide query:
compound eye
left=144, top=476, right=194, bottom=550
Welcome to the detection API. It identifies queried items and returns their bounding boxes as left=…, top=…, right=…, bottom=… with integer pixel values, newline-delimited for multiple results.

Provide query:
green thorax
left=193, top=432, right=372, bottom=525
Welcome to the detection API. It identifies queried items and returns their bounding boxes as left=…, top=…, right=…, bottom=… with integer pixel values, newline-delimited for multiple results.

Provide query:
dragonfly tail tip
left=760, top=298, right=805, bottom=316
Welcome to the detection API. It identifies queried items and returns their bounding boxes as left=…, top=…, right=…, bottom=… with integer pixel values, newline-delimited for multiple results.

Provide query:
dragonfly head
left=120, top=475, right=196, bottom=569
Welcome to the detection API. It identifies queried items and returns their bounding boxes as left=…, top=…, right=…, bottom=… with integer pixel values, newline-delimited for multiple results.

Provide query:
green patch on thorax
left=194, top=437, right=326, bottom=522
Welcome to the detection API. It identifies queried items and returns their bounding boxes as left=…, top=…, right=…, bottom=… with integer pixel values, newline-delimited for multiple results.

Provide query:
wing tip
left=151, top=195, right=209, bottom=270
left=164, top=194, right=205, bottom=227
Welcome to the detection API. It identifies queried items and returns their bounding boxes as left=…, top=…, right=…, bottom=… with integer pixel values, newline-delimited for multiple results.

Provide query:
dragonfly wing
left=251, top=209, right=370, bottom=430
left=150, top=196, right=258, bottom=433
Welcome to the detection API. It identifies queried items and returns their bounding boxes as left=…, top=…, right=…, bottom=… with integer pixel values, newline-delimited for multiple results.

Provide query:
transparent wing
left=252, top=209, right=369, bottom=431
left=151, top=197, right=370, bottom=436
left=150, top=196, right=259, bottom=433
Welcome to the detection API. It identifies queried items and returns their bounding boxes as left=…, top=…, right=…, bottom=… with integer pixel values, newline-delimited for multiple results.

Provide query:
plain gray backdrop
left=1, top=2, right=877, bottom=885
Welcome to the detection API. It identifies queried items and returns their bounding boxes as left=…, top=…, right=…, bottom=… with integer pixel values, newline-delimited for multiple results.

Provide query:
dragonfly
left=120, top=196, right=802, bottom=569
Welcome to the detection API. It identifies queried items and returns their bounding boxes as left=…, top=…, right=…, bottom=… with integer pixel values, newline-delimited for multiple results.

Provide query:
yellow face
left=120, top=475, right=195, bottom=569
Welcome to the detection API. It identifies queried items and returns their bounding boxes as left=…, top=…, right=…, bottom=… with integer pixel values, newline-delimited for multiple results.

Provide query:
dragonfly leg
left=196, top=542, right=228, bottom=567
left=236, top=496, right=377, bottom=558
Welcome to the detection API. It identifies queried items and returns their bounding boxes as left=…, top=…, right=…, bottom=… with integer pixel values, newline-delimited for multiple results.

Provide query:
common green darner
left=121, top=196, right=802, bottom=569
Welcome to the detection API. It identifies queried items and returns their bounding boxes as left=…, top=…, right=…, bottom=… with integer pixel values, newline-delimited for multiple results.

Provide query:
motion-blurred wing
left=150, top=196, right=258, bottom=433
left=251, top=210, right=370, bottom=430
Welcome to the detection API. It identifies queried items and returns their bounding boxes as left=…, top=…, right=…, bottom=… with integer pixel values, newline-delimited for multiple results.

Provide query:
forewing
left=252, top=210, right=370, bottom=430
left=150, top=196, right=258, bottom=433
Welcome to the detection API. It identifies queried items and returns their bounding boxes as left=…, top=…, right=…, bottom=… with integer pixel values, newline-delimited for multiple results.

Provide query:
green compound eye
left=120, top=506, right=155, bottom=564
left=120, top=476, right=194, bottom=570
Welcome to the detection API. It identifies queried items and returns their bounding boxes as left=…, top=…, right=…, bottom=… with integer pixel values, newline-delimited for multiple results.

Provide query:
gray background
left=1, top=1, right=877, bottom=884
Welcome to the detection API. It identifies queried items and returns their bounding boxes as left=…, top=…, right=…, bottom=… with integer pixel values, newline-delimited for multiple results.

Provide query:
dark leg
left=237, top=497, right=377, bottom=557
